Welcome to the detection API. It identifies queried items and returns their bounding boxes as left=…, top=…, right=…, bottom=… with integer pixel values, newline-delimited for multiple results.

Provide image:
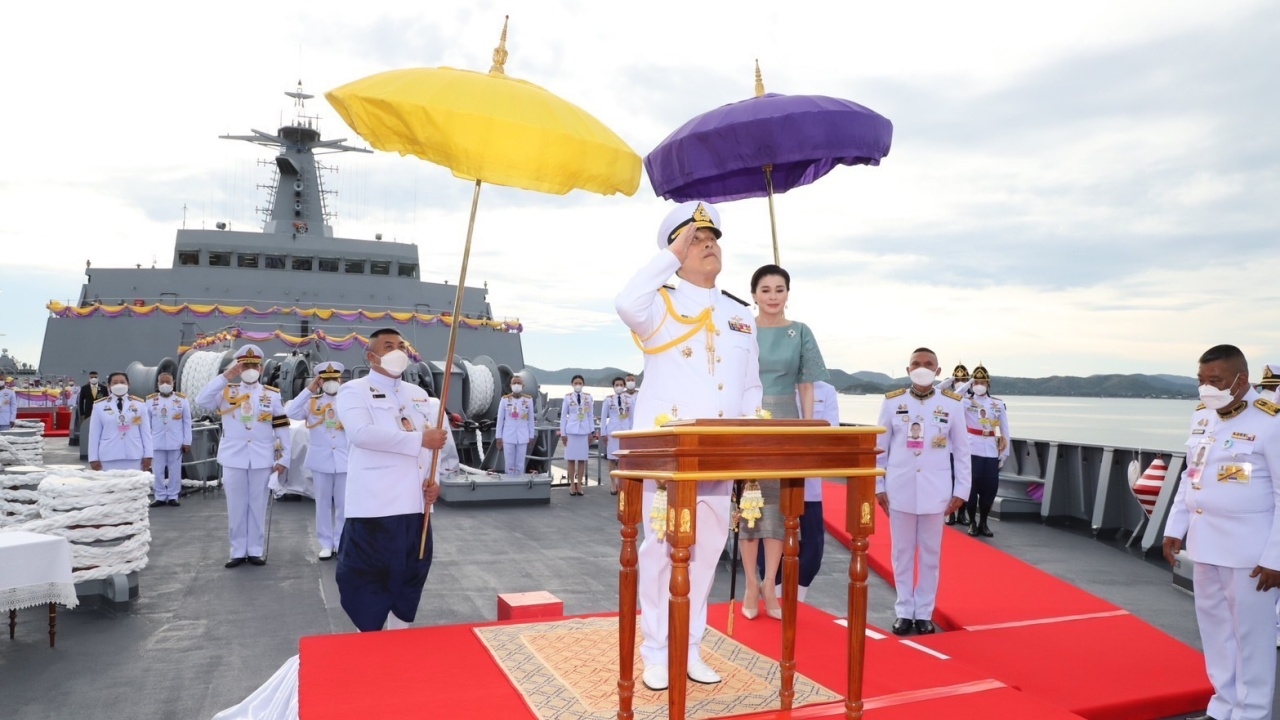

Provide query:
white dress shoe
left=318, top=548, right=333, bottom=560
left=687, top=658, right=721, bottom=684
left=642, top=664, right=669, bottom=691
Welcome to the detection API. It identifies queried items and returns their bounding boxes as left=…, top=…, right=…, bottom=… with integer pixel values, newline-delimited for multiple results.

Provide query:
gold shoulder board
left=941, top=389, right=962, bottom=401
left=885, top=388, right=907, bottom=399
left=263, top=385, right=280, bottom=392
left=1255, top=398, right=1280, bottom=416
left=94, top=396, right=110, bottom=404
left=147, top=393, right=159, bottom=399
left=175, top=392, right=187, bottom=398
left=1195, top=403, right=1206, bottom=411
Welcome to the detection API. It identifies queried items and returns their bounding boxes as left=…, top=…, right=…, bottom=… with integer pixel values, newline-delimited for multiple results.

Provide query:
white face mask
left=510, top=383, right=523, bottom=394
left=1198, top=376, right=1238, bottom=411
left=240, top=368, right=260, bottom=385
left=376, top=349, right=410, bottom=377
left=973, top=384, right=988, bottom=396
left=110, top=383, right=128, bottom=397
left=573, top=384, right=584, bottom=392
left=614, top=386, right=625, bottom=395
left=626, top=381, right=636, bottom=390
left=89, top=378, right=99, bottom=386
left=322, top=381, right=341, bottom=395
left=909, top=367, right=937, bottom=387
left=158, top=383, right=173, bottom=395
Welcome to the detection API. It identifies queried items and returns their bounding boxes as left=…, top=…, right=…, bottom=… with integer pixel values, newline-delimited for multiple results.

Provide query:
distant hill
left=528, top=365, right=1198, bottom=399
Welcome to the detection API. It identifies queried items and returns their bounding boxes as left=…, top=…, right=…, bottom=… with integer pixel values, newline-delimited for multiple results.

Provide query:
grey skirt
left=737, top=394, right=798, bottom=541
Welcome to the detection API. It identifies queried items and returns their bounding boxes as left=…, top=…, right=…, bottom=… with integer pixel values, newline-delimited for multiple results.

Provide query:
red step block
left=497, top=591, right=563, bottom=621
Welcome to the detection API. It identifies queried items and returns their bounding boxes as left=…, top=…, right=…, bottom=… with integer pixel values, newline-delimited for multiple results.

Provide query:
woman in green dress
left=738, top=264, right=829, bottom=620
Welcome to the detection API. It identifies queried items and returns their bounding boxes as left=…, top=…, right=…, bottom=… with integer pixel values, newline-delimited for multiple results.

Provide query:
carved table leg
left=667, top=480, right=696, bottom=720
left=49, top=603, right=56, bottom=649
left=617, top=476, right=641, bottom=720
left=845, top=477, right=875, bottom=719
left=779, top=477, right=804, bottom=709
left=8, top=609, right=14, bottom=640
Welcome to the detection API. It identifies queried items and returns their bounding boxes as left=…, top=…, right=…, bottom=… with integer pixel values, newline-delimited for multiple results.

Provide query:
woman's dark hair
left=571, top=374, right=585, bottom=384
left=612, top=376, right=625, bottom=386
left=751, top=264, right=791, bottom=293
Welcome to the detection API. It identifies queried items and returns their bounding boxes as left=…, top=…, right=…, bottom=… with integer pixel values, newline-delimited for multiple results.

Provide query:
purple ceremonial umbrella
left=644, top=64, right=893, bottom=263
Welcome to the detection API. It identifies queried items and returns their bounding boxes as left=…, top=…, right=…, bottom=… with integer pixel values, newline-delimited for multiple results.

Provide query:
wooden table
left=612, top=419, right=883, bottom=720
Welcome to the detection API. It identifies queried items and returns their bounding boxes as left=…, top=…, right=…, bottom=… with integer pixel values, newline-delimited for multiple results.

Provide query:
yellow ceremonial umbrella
left=326, top=17, right=641, bottom=556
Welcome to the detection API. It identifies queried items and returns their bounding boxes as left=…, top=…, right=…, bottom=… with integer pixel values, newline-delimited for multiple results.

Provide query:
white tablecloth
left=0, top=530, right=79, bottom=611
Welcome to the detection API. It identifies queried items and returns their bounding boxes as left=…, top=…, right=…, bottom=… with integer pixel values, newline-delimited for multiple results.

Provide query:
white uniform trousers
left=223, top=467, right=272, bottom=559
left=1194, top=562, right=1278, bottom=720
left=638, top=484, right=730, bottom=667
left=152, top=449, right=183, bottom=501
left=312, top=471, right=347, bottom=552
left=101, top=459, right=142, bottom=471
left=889, top=510, right=945, bottom=620
left=504, top=442, right=527, bottom=476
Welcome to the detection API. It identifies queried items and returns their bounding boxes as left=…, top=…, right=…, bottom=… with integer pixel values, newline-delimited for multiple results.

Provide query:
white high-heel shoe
left=741, top=587, right=760, bottom=620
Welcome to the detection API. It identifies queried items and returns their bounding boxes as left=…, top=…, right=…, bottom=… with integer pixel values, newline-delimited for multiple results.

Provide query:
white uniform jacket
left=802, top=381, right=841, bottom=501
left=963, top=394, right=1011, bottom=461
left=496, top=394, right=536, bottom=443
left=89, top=395, right=154, bottom=463
left=1166, top=390, right=1280, bottom=570
left=148, top=392, right=193, bottom=451
left=335, top=371, right=456, bottom=519
left=0, top=388, right=17, bottom=426
left=615, top=249, right=764, bottom=497
left=195, top=377, right=291, bottom=471
left=285, top=391, right=350, bottom=474
left=560, top=392, right=595, bottom=436
left=876, top=387, right=973, bottom=514
left=600, top=392, right=636, bottom=437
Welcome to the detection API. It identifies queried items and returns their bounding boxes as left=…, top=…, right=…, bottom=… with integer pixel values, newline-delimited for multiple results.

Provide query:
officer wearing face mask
left=599, top=375, right=636, bottom=494
left=333, top=328, right=456, bottom=632
left=495, top=373, right=536, bottom=476
left=1163, top=344, right=1280, bottom=720
left=285, top=361, right=349, bottom=560
left=148, top=372, right=192, bottom=507
left=876, top=348, right=971, bottom=636
left=74, top=371, right=103, bottom=445
left=0, top=377, right=15, bottom=431
left=1255, top=364, right=1280, bottom=402
left=88, top=371, right=154, bottom=472
left=961, top=364, right=1011, bottom=538
left=196, top=345, right=291, bottom=568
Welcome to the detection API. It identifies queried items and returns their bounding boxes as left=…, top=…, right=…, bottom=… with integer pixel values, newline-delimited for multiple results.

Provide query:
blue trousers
left=337, top=513, right=434, bottom=632
left=761, top=500, right=825, bottom=589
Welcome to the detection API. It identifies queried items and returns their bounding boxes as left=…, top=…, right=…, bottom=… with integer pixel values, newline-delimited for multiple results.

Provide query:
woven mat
left=475, top=617, right=842, bottom=720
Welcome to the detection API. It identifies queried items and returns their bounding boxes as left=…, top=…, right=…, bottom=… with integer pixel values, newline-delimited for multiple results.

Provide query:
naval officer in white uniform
left=1163, top=345, right=1280, bottom=720
left=334, top=328, right=455, bottom=632
left=88, top=372, right=154, bottom=472
left=876, top=348, right=971, bottom=636
left=495, top=376, right=536, bottom=476
left=962, top=364, right=1011, bottom=538
left=0, top=379, right=16, bottom=430
left=195, top=346, right=290, bottom=568
left=600, top=376, right=636, bottom=495
left=616, top=200, right=763, bottom=691
left=285, top=361, right=349, bottom=560
left=148, top=372, right=192, bottom=507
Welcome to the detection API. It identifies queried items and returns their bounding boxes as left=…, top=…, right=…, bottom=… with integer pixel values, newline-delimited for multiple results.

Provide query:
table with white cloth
left=0, top=530, right=79, bottom=647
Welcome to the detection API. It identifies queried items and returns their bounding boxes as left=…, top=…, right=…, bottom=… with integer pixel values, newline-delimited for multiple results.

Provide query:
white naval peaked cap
left=1261, top=364, right=1280, bottom=387
left=315, top=361, right=344, bottom=377
left=655, top=201, right=722, bottom=251
left=234, top=344, right=265, bottom=363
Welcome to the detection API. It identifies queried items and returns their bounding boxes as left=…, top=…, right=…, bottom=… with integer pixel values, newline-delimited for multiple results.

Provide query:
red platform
left=497, top=590, right=563, bottom=620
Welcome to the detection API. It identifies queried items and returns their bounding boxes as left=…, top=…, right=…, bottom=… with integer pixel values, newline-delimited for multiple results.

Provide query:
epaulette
left=129, top=395, right=143, bottom=402
left=1255, top=398, right=1280, bottom=416
left=94, top=396, right=110, bottom=404
left=942, top=389, right=962, bottom=401
left=662, top=283, right=676, bottom=290
left=1195, top=403, right=1206, bottom=411
left=263, top=385, right=280, bottom=392
left=502, top=393, right=512, bottom=399
left=885, top=388, right=907, bottom=399
left=147, top=393, right=159, bottom=399
left=271, top=415, right=290, bottom=428
left=721, top=290, right=749, bottom=307
left=175, top=392, right=186, bottom=398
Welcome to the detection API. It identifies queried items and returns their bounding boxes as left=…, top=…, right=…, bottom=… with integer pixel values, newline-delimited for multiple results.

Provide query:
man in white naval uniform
left=88, top=372, right=154, bottom=472
left=148, top=372, right=192, bottom=507
left=495, top=377, right=536, bottom=476
left=195, top=346, right=290, bottom=568
left=335, top=328, right=455, bottom=632
left=962, top=364, right=1011, bottom=538
left=1163, top=345, right=1280, bottom=720
left=285, top=361, right=350, bottom=560
left=616, top=200, right=763, bottom=691
left=876, top=348, right=971, bottom=636
left=0, top=378, right=16, bottom=430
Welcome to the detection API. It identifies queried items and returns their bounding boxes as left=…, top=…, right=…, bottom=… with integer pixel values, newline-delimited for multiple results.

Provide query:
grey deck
left=1, top=443, right=1271, bottom=720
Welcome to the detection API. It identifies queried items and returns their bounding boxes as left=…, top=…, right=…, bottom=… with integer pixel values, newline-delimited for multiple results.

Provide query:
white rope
left=0, top=431, right=45, bottom=467
left=0, top=469, right=44, bottom=526
left=182, top=351, right=225, bottom=413
left=463, top=360, right=495, bottom=419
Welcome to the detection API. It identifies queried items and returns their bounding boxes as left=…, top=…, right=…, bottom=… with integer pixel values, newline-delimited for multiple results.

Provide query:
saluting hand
left=667, top=221, right=698, bottom=264
left=1162, top=536, right=1183, bottom=566
left=223, top=361, right=244, bottom=380
left=1251, top=565, right=1280, bottom=591
left=308, top=376, right=323, bottom=393
left=421, top=428, right=447, bottom=451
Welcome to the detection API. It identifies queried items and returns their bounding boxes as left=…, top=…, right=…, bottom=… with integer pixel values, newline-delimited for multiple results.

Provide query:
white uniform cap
left=655, top=201, right=722, bottom=251
left=234, top=345, right=265, bottom=363
left=1260, top=364, right=1280, bottom=387
left=315, top=361, right=345, bottom=378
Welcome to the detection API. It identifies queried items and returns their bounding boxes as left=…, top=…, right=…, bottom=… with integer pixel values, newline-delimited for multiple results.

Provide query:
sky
left=1, top=0, right=1277, bottom=380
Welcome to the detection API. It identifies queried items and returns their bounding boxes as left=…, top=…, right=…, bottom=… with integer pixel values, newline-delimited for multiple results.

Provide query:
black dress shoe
left=914, top=619, right=936, bottom=634
left=891, top=618, right=914, bottom=635
left=944, top=514, right=956, bottom=526
left=149, top=500, right=165, bottom=508
left=225, top=557, right=246, bottom=568
left=247, top=556, right=266, bottom=566
left=967, top=522, right=980, bottom=537
left=979, top=522, right=993, bottom=537
left=166, top=499, right=180, bottom=507
left=1185, top=715, right=1220, bottom=720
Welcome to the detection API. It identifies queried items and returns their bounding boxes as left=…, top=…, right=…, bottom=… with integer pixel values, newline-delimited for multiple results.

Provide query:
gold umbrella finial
left=754, top=59, right=765, bottom=98
left=490, top=16, right=510, bottom=75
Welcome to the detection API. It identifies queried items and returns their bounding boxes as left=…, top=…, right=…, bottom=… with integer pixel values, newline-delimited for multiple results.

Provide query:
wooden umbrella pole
left=419, top=178, right=483, bottom=559
left=764, top=165, right=780, bottom=265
